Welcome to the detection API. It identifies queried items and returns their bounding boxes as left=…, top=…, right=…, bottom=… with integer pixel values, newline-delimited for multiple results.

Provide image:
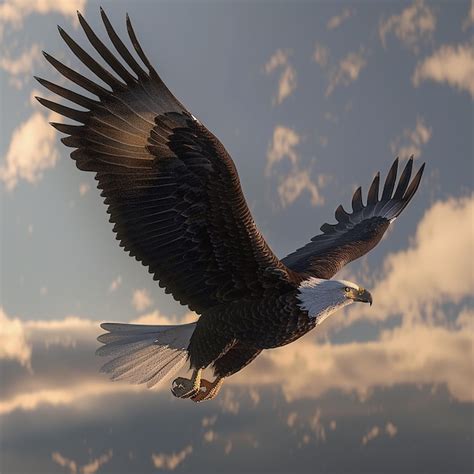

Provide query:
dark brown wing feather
left=281, top=158, right=425, bottom=279
left=36, top=10, right=296, bottom=314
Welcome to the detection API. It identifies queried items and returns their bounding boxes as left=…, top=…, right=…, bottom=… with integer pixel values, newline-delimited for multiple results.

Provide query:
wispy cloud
left=390, top=116, right=432, bottom=159
left=79, top=182, right=90, bottom=197
left=131, top=289, right=153, bottom=312
left=108, top=275, right=122, bottom=293
left=265, top=125, right=300, bottom=174
left=312, top=42, right=330, bottom=68
left=327, top=7, right=353, bottom=30
left=0, top=43, right=41, bottom=89
left=263, top=49, right=297, bottom=105
left=379, top=0, right=436, bottom=53
left=277, top=168, right=324, bottom=208
left=152, top=445, right=193, bottom=470
left=52, top=449, right=113, bottom=474
left=0, top=0, right=85, bottom=39
left=0, top=111, right=59, bottom=190
left=361, top=423, right=398, bottom=445
left=361, top=426, right=380, bottom=445
left=412, top=42, right=474, bottom=98
left=266, top=126, right=325, bottom=208
left=326, top=48, right=368, bottom=96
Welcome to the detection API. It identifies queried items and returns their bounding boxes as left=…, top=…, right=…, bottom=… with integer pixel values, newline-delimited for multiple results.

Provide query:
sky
left=0, top=0, right=473, bottom=473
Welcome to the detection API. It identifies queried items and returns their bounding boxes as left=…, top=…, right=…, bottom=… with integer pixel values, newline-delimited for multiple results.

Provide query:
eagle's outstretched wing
left=281, top=158, right=425, bottom=279
left=37, top=10, right=296, bottom=314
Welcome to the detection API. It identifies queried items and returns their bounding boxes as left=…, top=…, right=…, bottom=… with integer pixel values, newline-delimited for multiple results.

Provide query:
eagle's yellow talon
left=191, top=377, right=223, bottom=402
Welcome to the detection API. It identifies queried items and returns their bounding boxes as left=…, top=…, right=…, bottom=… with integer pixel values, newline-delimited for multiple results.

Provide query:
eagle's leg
left=171, top=368, right=202, bottom=399
left=191, top=377, right=224, bottom=403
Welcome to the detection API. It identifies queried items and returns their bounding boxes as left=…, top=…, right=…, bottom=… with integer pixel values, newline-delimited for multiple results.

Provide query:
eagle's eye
left=344, top=287, right=351, bottom=293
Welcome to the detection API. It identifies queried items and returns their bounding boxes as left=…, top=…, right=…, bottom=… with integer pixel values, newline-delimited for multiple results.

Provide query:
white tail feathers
left=96, top=322, right=196, bottom=388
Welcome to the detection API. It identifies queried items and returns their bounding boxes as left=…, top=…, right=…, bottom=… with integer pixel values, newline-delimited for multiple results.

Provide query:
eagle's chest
left=224, top=293, right=317, bottom=349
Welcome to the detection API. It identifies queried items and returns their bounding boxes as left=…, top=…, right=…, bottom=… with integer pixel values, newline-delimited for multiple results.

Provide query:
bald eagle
left=37, top=10, right=425, bottom=402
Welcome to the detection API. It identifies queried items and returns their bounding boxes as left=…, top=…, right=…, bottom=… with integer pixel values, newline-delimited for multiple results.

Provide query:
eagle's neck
left=296, top=277, right=351, bottom=325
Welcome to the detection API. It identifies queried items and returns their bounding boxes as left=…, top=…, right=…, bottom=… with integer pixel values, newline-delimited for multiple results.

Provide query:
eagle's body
left=37, top=10, right=425, bottom=402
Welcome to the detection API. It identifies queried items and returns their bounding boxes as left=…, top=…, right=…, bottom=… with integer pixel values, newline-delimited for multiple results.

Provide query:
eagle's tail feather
left=96, top=322, right=196, bottom=388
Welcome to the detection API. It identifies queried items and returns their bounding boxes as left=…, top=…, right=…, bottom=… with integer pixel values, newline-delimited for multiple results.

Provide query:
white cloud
left=237, top=317, right=473, bottom=403
left=412, top=42, right=474, bottom=98
left=462, top=0, right=474, bottom=30
left=326, top=48, right=367, bottom=96
left=362, top=423, right=398, bottom=445
left=362, top=426, right=380, bottom=445
left=286, top=411, right=297, bottom=428
left=309, top=408, right=326, bottom=442
left=52, top=450, right=113, bottom=474
left=0, top=43, right=41, bottom=88
left=263, top=49, right=297, bottom=105
left=385, top=422, right=398, bottom=437
left=379, top=0, right=436, bottom=53
left=131, top=289, right=153, bottom=312
left=151, top=445, right=192, bottom=470
left=390, top=116, right=432, bottom=159
left=266, top=125, right=300, bottom=175
left=312, top=43, right=330, bottom=67
left=277, top=168, right=324, bottom=208
left=79, top=182, right=90, bottom=197
left=108, top=275, right=122, bottom=293
left=345, top=195, right=473, bottom=325
left=0, top=112, right=59, bottom=190
left=266, top=126, right=325, bottom=208
left=0, top=307, right=31, bottom=369
left=0, top=0, right=85, bottom=38
left=327, top=8, right=353, bottom=30
left=201, top=415, right=218, bottom=427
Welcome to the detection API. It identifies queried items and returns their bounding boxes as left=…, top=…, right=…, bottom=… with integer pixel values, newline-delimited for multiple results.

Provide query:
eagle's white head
left=296, top=278, right=372, bottom=325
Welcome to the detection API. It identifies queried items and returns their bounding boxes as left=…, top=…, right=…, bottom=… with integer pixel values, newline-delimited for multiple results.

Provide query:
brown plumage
left=37, top=10, right=425, bottom=402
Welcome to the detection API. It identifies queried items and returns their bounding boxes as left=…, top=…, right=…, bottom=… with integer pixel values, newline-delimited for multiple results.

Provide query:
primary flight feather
left=37, top=10, right=425, bottom=402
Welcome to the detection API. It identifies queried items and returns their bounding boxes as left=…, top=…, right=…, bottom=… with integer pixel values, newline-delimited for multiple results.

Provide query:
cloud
left=0, top=0, right=85, bottom=38
left=362, top=423, right=398, bottom=445
left=327, top=8, right=353, bottom=30
left=462, top=0, right=474, bottom=30
left=108, top=275, right=122, bottom=293
left=0, top=382, right=138, bottom=416
left=0, top=111, right=59, bottom=190
left=131, top=289, right=153, bottom=312
left=0, top=308, right=99, bottom=370
left=0, top=308, right=31, bottom=369
left=412, top=42, right=474, bottom=98
left=0, top=43, right=41, bottom=88
left=151, top=445, right=193, bottom=470
left=266, top=126, right=325, bottom=208
left=345, top=195, right=473, bottom=325
left=362, top=426, right=380, bottom=445
left=79, top=182, right=90, bottom=197
left=277, top=168, right=324, bottom=208
left=52, top=450, right=113, bottom=474
left=266, top=126, right=300, bottom=174
left=390, top=116, right=432, bottom=159
left=379, top=0, right=436, bottom=53
left=263, top=49, right=297, bottom=105
left=326, top=48, right=368, bottom=96
left=309, top=408, right=326, bottom=442
left=385, top=422, right=398, bottom=437
left=312, top=42, right=330, bottom=67
left=238, top=316, right=473, bottom=403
